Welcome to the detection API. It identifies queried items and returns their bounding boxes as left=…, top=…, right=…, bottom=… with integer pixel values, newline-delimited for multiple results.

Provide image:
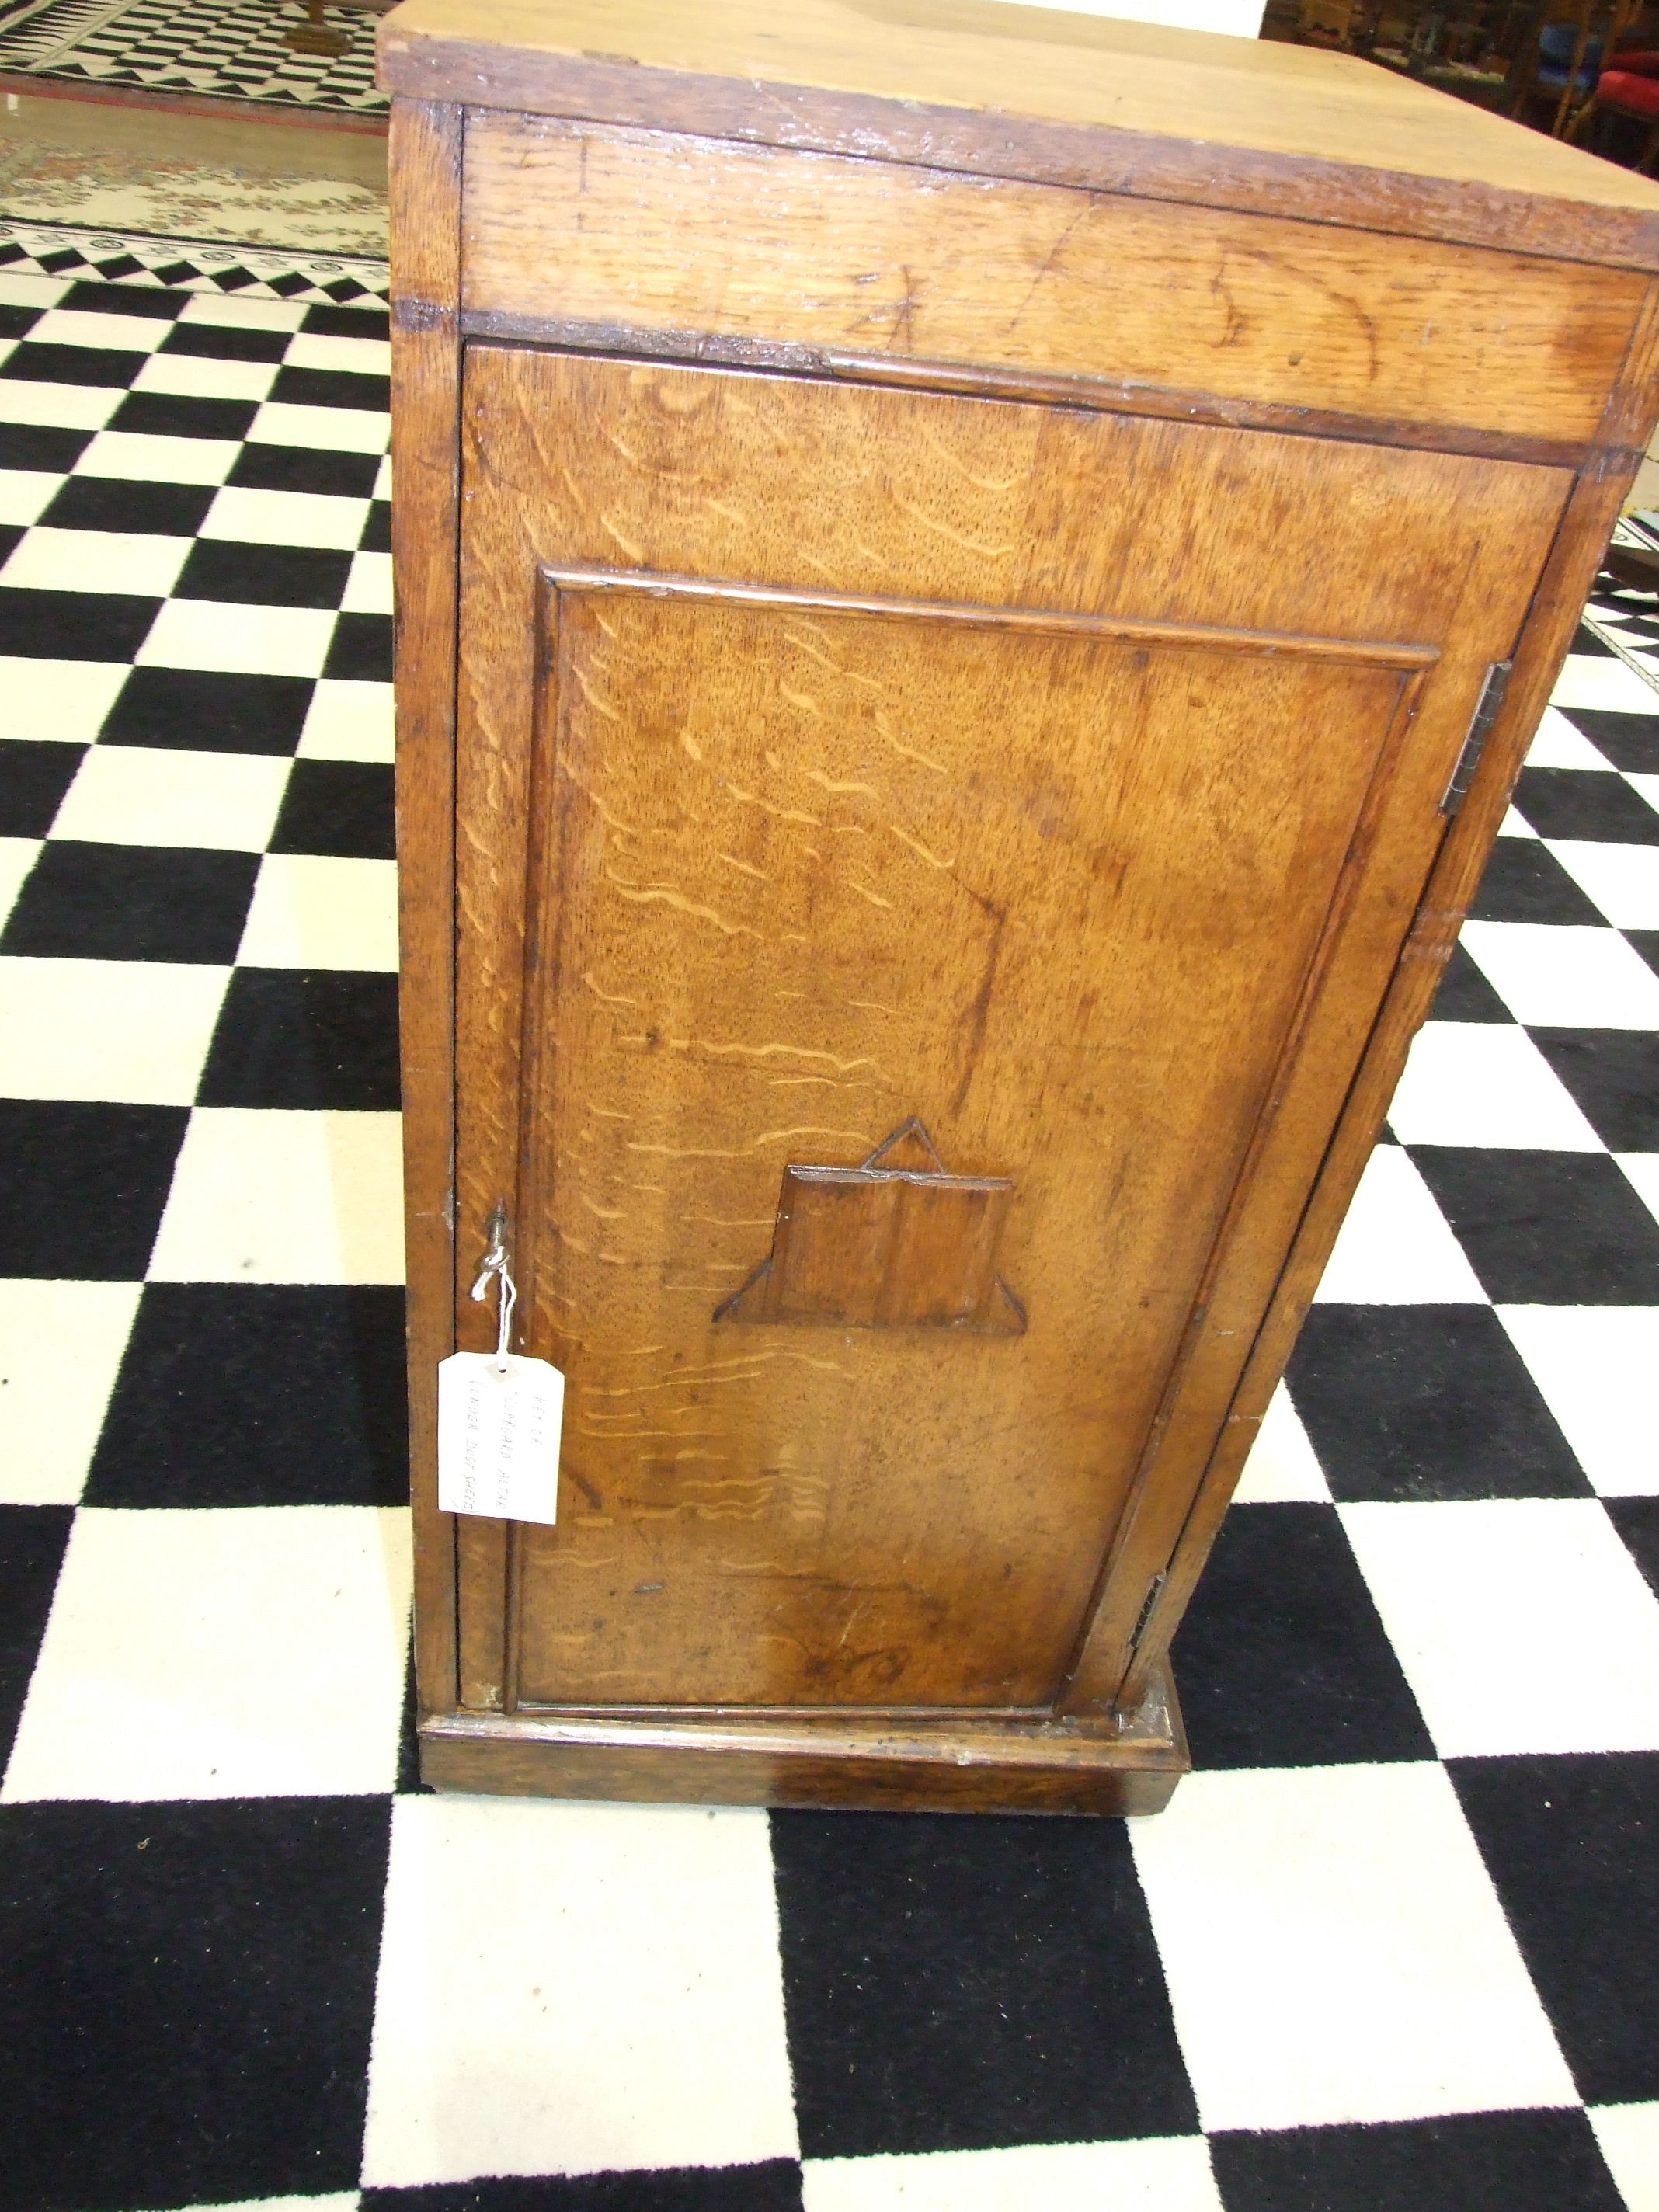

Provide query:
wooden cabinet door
left=450, top=346, right=1569, bottom=1716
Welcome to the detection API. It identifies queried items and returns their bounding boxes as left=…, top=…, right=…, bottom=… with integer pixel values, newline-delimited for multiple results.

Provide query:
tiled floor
left=0, top=254, right=1656, bottom=2212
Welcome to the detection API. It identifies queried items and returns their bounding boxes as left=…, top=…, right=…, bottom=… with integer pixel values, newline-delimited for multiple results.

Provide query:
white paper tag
left=437, top=1351, right=565, bottom=1525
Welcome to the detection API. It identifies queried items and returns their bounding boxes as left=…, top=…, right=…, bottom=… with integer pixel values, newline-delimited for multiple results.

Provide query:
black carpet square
left=0, top=1506, right=73, bottom=1769
left=1171, top=1502, right=1433, bottom=1768
left=100, top=664, right=314, bottom=754
left=58, top=280, right=185, bottom=320
left=0, top=739, right=83, bottom=836
left=159, top=320, right=290, bottom=364
left=0, top=340, right=144, bottom=388
left=363, top=2168, right=805, bottom=2210
left=0, top=586, right=159, bottom=661
left=305, top=303, right=391, bottom=339
left=86, top=1282, right=409, bottom=1507
left=0, top=522, right=22, bottom=567
left=0, top=422, right=90, bottom=472
left=200, top=966, right=399, bottom=1108
left=0, top=1796, right=390, bottom=2212
left=1466, top=841, right=1605, bottom=926
left=770, top=1810, right=1196, bottom=2158
left=1285, top=1306, right=1588, bottom=1501
left=1428, top=943, right=1515, bottom=1024
left=1605, top=1497, right=1659, bottom=1602
left=270, top=362, right=390, bottom=412
left=1528, top=1028, right=1659, bottom=1151
left=109, top=389, right=259, bottom=441
left=1512, top=766, right=1659, bottom=845
left=1449, top=1753, right=1659, bottom=2106
left=1556, top=708, right=1659, bottom=774
left=325, top=609, right=394, bottom=683
left=1, top=841, right=258, bottom=962
left=228, top=440, right=382, bottom=497
left=174, top=537, right=353, bottom=609
left=40, top=473, right=214, bottom=537
left=1571, top=621, right=1615, bottom=657
left=0, top=1098, right=186, bottom=1277
left=1209, top=2107, right=1626, bottom=2212
left=0, top=301, right=40, bottom=339
left=1408, top=1147, right=1659, bottom=1303
left=363, top=496, right=392, bottom=552
left=1623, top=927, right=1659, bottom=979
left=270, top=758, right=396, bottom=859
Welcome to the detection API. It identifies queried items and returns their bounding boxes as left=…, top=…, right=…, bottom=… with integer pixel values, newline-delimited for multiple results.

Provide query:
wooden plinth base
left=419, top=1661, right=1188, bottom=1816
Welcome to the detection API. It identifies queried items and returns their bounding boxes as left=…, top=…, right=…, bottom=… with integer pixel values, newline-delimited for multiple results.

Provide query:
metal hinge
left=1130, top=1572, right=1166, bottom=1651
left=1439, top=660, right=1513, bottom=817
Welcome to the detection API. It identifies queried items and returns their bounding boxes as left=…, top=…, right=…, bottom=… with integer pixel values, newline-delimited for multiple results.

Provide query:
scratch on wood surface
left=725, top=781, right=822, bottom=828
left=872, top=709, right=948, bottom=776
left=624, top=1122, right=873, bottom=1159
left=567, top=664, right=624, bottom=725
left=782, top=624, right=884, bottom=690
left=718, top=851, right=770, bottom=882
left=604, top=869, right=765, bottom=937
left=845, top=878, right=893, bottom=909
left=582, top=970, right=645, bottom=1010
left=598, top=510, right=645, bottom=561
left=805, top=767, right=878, bottom=798
left=891, top=493, right=1015, bottom=559
left=889, top=823, right=957, bottom=868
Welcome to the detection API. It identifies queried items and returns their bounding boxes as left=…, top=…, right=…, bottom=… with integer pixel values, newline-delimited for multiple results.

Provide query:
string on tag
left=471, top=1219, right=516, bottom=1374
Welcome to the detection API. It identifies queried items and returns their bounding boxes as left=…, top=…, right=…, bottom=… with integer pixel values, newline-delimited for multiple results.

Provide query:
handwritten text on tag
left=436, top=1351, right=565, bottom=1525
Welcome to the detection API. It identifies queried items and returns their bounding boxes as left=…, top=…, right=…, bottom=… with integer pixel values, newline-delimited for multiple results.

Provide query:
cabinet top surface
left=380, top=0, right=1659, bottom=219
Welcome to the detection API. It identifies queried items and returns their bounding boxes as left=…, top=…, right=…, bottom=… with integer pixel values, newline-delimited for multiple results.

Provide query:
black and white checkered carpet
left=0, top=244, right=1655, bottom=2212
left=0, top=0, right=385, bottom=114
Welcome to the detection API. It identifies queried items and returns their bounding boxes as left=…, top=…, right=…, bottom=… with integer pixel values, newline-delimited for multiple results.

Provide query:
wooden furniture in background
left=380, top=0, right=1659, bottom=1816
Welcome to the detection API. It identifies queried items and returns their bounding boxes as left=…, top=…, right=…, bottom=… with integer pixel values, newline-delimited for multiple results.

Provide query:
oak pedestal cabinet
left=380, top=0, right=1659, bottom=1814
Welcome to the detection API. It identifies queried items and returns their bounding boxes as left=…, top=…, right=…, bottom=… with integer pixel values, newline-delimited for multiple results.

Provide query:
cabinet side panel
left=1106, top=283, right=1659, bottom=1714
left=391, top=96, right=464, bottom=1716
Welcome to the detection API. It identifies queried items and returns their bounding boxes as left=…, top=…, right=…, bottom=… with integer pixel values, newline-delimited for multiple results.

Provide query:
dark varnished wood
left=421, top=1655, right=1188, bottom=1814
left=384, top=0, right=1659, bottom=1810
left=389, top=96, right=463, bottom=1720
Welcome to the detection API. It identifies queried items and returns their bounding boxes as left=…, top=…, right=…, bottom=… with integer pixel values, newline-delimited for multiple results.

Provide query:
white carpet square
left=49, top=743, right=290, bottom=850
left=1, top=1504, right=410, bottom=1800
left=146, top=1106, right=405, bottom=1283
left=1313, top=1143, right=1486, bottom=1304
left=0, top=1278, right=141, bottom=1505
left=361, top=1795, right=799, bottom=2186
left=235, top=851, right=399, bottom=969
left=0, top=955, right=228, bottom=1102
left=1129, top=1762, right=1578, bottom=2132
left=1341, top=1498, right=1659, bottom=1755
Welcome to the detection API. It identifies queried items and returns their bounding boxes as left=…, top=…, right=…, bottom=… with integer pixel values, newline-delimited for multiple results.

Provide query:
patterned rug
left=0, top=216, right=387, bottom=304
left=0, top=0, right=385, bottom=115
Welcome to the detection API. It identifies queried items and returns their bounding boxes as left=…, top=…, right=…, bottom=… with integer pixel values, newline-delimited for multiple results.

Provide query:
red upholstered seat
left=1597, top=63, right=1659, bottom=117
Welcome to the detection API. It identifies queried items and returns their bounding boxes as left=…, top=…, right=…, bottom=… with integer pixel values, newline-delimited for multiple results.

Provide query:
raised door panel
left=450, top=347, right=1570, bottom=1714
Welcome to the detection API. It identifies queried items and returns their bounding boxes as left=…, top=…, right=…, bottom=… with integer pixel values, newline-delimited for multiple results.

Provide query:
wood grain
left=388, top=95, right=463, bottom=1719
left=461, top=117, right=1645, bottom=449
left=450, top=347, right=1567, bottom=1720
left=377, top=0, right=1659, bottom=267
